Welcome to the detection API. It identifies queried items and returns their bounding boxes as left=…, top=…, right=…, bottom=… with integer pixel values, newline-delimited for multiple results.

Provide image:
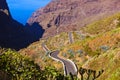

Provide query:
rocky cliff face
left=0, top=0, right=11, bottom=17
left=28, top=0, right=120, bottom=37
left=0, top=0, right=44, bottom=50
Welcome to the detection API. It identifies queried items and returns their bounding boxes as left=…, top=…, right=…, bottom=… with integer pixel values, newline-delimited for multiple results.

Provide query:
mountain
left=20, top=12, right=120, bottom=80
left=0, top=0, right=44, bottom=50
left=28, top=0, right=120, bottom=37
left=1, top=0, right=120, bottom=79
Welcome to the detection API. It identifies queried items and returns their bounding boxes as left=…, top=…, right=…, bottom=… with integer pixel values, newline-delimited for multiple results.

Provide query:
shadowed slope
left=0, top=0, right=44, bottom=50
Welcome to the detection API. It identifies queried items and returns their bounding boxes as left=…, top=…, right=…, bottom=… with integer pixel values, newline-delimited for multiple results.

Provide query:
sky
left=6, top=0, right=51, bottom=25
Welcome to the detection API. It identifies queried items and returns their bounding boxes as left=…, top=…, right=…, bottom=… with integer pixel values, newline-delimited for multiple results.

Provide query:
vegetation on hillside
left=83, top=48, right=120, bottom=80
left=19, top=12, right=120, bottom=80
left=0, top=48, right=79, bottom=80
left=0, top=49, right=43, bottom=80
left=1, top=12, right=120, bottom=80
left=82, top=12, right=120, bottom=35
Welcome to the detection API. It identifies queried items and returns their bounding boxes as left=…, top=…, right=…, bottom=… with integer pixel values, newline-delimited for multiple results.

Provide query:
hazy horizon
left=6, top=0, right=51, bottom=25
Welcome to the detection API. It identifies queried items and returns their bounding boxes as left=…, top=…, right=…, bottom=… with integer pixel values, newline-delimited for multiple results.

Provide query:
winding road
left=49, top=50, right=78, bottom=76
left=42, top=43, right=78, bottom=76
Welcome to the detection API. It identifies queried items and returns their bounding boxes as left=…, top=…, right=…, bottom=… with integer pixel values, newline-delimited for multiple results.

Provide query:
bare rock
left=28, top=0, right=120, bottom=37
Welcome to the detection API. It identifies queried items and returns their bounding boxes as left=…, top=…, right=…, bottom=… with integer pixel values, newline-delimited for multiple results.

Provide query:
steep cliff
left=28, top=0, right=120, bottom=37
left=0, top=0, right=44, bottom=50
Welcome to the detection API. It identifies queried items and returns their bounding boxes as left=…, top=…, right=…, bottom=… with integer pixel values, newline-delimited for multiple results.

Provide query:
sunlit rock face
left=28, top=0, right=120, bottom=38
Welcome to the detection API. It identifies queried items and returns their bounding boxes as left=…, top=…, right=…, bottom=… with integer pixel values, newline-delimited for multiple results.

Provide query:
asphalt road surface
left=50, top=50, right=78, bottom=76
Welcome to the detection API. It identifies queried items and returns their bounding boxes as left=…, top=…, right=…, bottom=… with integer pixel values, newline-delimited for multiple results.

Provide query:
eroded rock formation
left=28, top=0, right=120, bottom=37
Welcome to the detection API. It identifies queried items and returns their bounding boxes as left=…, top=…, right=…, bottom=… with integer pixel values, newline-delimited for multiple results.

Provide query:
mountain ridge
left=0, top=0, right=44, bottom=50
left=28, top=0, right=120, bottom=38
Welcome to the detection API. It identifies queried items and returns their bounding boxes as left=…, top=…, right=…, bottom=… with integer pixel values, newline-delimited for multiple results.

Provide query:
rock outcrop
left=28, top=0, right=120, bottom=37
left=0, top=0, right=44, bottom=50
left=0, top=0, right=11, bottom=16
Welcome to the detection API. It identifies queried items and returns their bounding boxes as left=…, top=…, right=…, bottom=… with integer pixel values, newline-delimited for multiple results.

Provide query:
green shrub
left=67, top=49, right=75, bottom=58
left=0, top=49, right=44, bottom=80
left=100, top=45, right=110, bottom=52
left=0, top=49, right=78, bottom=80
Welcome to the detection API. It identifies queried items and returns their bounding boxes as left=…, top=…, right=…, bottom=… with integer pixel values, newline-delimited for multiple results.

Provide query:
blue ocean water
left=6, top=0, right=51, bottom=25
